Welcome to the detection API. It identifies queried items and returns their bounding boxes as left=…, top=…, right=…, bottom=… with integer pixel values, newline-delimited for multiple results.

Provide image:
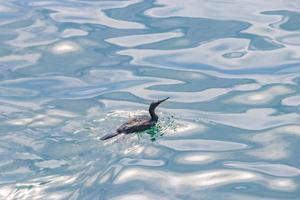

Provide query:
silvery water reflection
left=0, top=0, right=300, bottom=199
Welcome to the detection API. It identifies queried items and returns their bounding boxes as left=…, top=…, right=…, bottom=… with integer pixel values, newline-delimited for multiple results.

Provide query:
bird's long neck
left=149, top=106, right=158, bottom=122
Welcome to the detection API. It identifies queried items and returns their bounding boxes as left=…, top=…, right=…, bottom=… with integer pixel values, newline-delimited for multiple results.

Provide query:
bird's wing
left=117, top=116, right=149, bottom=132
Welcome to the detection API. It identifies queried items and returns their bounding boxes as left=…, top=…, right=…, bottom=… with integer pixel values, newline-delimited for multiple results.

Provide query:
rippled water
left=1, top=0, right=300, bottom=199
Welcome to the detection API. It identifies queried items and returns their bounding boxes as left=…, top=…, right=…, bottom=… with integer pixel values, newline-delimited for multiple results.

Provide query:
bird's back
left=117, top=116, right=155, bottom=134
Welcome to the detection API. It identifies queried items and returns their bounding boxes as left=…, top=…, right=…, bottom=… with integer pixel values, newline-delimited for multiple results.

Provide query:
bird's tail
left=100, top=132, right=121, bottom=140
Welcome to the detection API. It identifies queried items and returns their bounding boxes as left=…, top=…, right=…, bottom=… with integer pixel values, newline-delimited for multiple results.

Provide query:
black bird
left=101, top=97, right=169, bottom=140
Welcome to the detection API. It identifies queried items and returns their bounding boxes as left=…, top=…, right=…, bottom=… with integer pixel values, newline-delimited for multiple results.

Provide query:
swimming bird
left=101, top=97, right=169, bottom=140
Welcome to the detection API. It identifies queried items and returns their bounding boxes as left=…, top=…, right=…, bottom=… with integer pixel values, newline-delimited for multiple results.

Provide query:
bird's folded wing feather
left=117, top=116, right=149, bottom=132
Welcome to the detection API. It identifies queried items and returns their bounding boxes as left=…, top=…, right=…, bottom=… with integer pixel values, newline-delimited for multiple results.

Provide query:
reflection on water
left=1, top=0, right=300, bottom=199
left=51, top=41, right=81, bottom=54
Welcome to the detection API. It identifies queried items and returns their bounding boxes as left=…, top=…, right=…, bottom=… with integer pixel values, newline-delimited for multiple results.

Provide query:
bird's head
left=149, top=97, right=169, bottom=110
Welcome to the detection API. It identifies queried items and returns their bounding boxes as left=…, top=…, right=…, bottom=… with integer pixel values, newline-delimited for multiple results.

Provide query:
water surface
left=0, top=0, right=300, bottom=199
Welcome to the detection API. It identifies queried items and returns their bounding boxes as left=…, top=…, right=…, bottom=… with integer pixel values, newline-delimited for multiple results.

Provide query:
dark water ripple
left=0, top=0, right=300, bottom=199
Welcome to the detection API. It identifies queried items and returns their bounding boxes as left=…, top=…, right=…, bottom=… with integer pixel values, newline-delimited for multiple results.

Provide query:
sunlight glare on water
left=0, top=0, right=300, bottom=199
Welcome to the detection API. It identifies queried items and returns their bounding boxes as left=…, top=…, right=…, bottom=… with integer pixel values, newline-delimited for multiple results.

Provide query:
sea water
left=0, top=0, right=300, bottom=199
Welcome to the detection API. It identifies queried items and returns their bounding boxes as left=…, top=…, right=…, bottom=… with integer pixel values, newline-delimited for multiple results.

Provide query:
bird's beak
left=158, top=97, right=169, bottom=104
